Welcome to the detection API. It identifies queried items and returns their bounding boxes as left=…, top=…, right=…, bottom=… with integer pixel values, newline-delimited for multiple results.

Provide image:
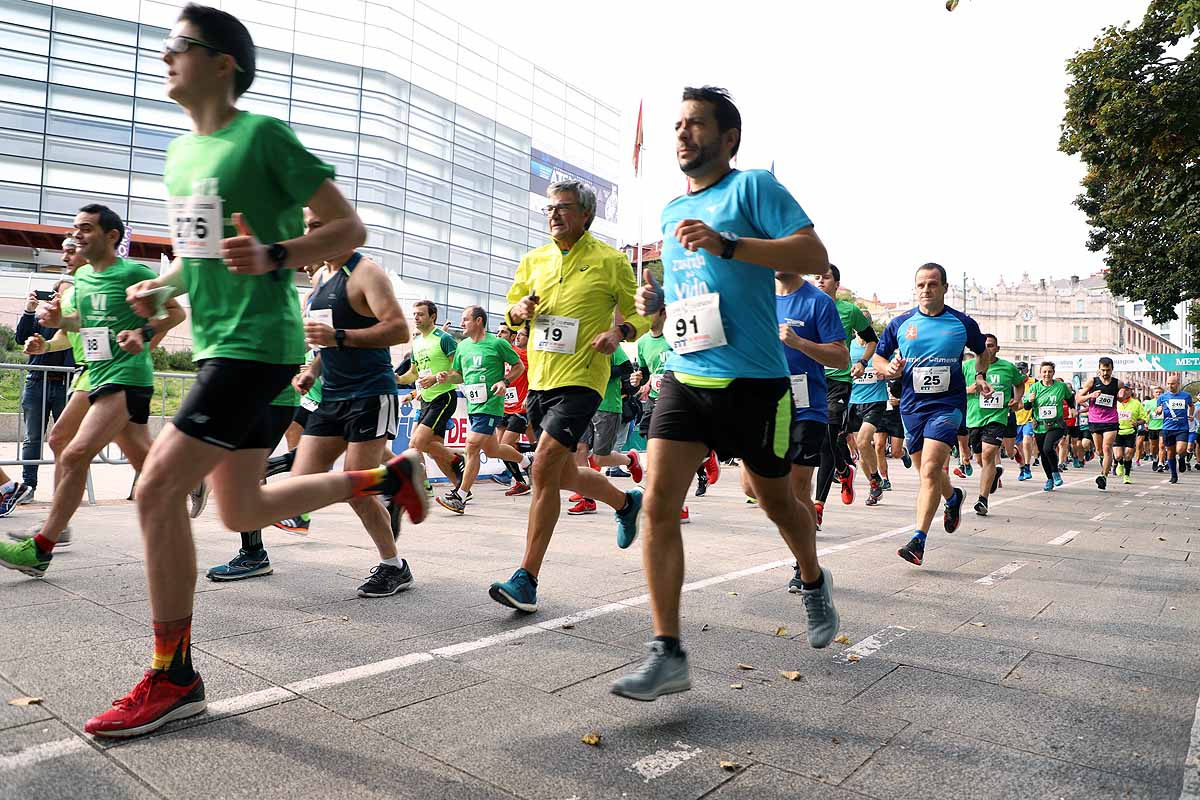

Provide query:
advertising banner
left=529, top=148, right=618, bottom=224
left=1040, top=353, right=1200, bottom=373
left=390, top=393, right=527, bottom=483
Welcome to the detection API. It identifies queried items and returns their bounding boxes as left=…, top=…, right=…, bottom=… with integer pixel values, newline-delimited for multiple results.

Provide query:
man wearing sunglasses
left=84, top=4, right=426, bottom=739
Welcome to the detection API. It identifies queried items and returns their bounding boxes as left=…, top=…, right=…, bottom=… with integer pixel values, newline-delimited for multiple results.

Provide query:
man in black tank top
left=277, top=231, right=418, bottom=598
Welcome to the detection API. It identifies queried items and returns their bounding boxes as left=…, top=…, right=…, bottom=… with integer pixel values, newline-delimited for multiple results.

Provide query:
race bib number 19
left=666, top=294, right=726, bottom=355
left=535, top=315, right=579, bottom=355
left=168, top=189, right=223, bottom=259
left=912, top=365, right=950, bottom=394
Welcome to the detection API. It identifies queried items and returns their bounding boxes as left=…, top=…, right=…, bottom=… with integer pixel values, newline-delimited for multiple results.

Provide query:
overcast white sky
left=448, top=0, right=1152, bottom=301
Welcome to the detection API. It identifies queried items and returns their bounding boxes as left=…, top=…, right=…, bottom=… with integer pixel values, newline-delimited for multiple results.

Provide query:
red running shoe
left=627, top=450, right=644, bottom=483
left=814, top=501, right=824, bottom=530
left=680, top=506, right=690, bottom=524
left=588, top=456, right=600, bottom=471
left=569, top=492, right=583, bottom=503
left=839, top=465, right=856, bottom=505
left=703, top=451, right=720, bottom=485
left=567, top=498, right=597, bottom=515
left=378, top=449, right=429, bottom=524
left=505, top=481, right=530, bottom=497
left=952, top=466, right=966, bottom=479
left=85, top=670, right=205, bottom=738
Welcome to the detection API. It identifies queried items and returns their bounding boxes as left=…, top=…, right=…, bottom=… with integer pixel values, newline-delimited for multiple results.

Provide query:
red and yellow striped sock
left=151, top=616, right=194, bottom=683
left=347, top=466, right=388, bottom=497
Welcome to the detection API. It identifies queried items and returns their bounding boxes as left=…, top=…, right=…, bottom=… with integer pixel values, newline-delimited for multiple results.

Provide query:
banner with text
left=1041, top=353, right=1200, bottom=372
left=529, top=148, right=618, bottom=224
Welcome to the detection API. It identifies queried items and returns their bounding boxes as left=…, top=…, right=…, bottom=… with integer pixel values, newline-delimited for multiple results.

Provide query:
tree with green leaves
left=1060, top=0, right=1199, bottom=327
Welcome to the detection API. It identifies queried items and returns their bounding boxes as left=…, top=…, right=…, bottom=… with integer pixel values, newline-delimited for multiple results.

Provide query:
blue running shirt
left=877, top=306, right=987, bottom=416
left=849, top=338, right=888, bottom=405
left=776, top=282, right=844, bottom=424
left=660, top=170, right=814, bottom=380
left=1157, top=390, right=1194, bottom=432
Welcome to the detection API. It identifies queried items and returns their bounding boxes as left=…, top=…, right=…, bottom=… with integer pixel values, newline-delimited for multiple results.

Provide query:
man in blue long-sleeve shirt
left=14, top=275, right=77, bottom=505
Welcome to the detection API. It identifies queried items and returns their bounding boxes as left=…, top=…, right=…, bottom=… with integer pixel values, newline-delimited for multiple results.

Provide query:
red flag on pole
left=632, top=99, right=644, bottom=176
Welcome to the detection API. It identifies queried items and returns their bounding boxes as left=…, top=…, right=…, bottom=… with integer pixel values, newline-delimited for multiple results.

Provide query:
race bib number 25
left=912, top=365, right=950, bottom=394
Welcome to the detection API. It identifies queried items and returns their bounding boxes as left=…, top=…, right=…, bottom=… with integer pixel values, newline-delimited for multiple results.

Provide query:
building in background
left=0, top=0, right=621, bottom=330
left=1117, top=297, right=1195, bottom=351
left=947, top=273, right=1189, bottom=394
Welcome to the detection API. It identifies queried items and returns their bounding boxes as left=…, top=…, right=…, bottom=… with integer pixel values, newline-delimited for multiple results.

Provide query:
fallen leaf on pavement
left=832, top=737, right=841, bottom=744
left=1157, top=537, right=1166, bottom=541
left=846, top=654, right=862, bottom=663
left=727, top=592, right=739, bottom=597
left=774, top=626, right=788, bottom=636
left=970, top=621, right=987, bottom=627
left=580, top=733, right=602, bottom=746
left=561, top=624, right=575, bottom=629
left=730, top=683, right=744, bottom=690
left=8, top=697, right=41, bottom=706
left=719, top=760, right=740, bottom=772
left=736, top=663, right=756, bottom=670
left=834, top=634, right=851, bottom=645
left=700, top=624, right=711, bottom=631
left=339, top=616, right=350, bottom=622
left=779, top=671, right=802, bottom=682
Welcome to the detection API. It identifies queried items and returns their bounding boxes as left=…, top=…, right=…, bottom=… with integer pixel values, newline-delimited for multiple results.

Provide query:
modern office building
left=0, top=0, right=623, bottom=329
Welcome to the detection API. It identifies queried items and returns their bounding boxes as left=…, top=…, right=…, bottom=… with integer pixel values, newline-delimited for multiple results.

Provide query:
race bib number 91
left=667, top=294, right=726, bottom=355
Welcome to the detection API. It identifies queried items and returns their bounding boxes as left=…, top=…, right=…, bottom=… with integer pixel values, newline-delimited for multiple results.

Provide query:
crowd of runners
left=0, top=3, right=1196, bottom=737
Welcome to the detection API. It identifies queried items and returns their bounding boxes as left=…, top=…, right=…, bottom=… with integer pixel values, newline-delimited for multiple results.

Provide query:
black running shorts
left=173, top=359, right=298, bottom=450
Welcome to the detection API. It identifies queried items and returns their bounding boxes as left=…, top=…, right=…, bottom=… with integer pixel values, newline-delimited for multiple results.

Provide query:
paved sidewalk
left=1, top=460, right=1197, bottom=799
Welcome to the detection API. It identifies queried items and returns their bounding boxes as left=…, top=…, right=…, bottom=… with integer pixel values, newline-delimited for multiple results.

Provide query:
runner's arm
left=782, top=333, right=848, bottom=369
left=145, top=297, right=186, bottom=349
left=727, top=225, right=828, bottom=276
left=344, top=258, right=409, bottom=347
left=273, top=181, right=365, bottom=271
left=30, top=328, right=72, bottom=353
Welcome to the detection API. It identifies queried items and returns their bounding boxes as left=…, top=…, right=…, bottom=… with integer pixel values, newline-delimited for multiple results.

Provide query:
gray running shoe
left=14, top=485, right=34, bottom=505
left=610, top=641, right=691, bottom=701
left=8, top=526, right=70, bottom=549
left=800, top=566, right=839, bottom=648
left=188, top=480, right=209, bottom=519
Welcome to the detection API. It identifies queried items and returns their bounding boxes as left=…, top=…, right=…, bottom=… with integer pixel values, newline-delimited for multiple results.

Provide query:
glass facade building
left=0, top=0, right=622, bottom=322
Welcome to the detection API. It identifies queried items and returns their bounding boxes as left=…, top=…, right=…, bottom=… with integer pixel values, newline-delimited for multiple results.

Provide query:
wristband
left=141, top=325, right=155, bottom=343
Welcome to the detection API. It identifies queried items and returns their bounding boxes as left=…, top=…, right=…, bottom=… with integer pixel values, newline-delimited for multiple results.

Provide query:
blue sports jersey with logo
left=776, top=281, right=844, bottom=424
left=660, top=169, right=813, bottom=379
left=1157, top=390, right=1194, bottom=431
left=877, top=305, right=986, bottom=416
left=849, top=339, right=888, bottom=405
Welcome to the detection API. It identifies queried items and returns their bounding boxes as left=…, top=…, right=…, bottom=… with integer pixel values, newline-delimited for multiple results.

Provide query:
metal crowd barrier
left=0, top=363, right=198, bottom=505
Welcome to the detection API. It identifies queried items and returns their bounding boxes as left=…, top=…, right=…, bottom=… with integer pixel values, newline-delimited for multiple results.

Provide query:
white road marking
left=975, top=561, right=1029, bottom=586
left=834, top=625, right=911, bottom=663
left=1090, top=512, right=1111, bottom=522
left=0, top=474, right=1107, bottom=773
left=1136, top=491, right=1150, bottom=497
left=1047, top=530, right=1080, bottom=546
left=626, top=741, right=702, bottom=783
left=1182, top=690, right=1200, bottom=799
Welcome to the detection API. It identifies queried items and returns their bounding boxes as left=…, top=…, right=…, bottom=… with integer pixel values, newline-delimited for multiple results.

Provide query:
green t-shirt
left=600, top=347, right=630, bottom=414
left=1117, top=397, right=1149, bottom=435
left=1148, top=398, right=1164, bottom=430
left=825, top=299, right=869, bottom=383
left=636, top=331, right=672, bottom=400
left=452, top=333, right=520, bottom=416
left=164, top=111, right=333, bottom=365
left=963, top=357, right=1023, bottom=428
left=412, top=328, right=457, bottom=402
left=60, top=285, right=89, bottom=393
left=74, top=259, right=156, bottom=390
left=1023, top=380, right=1074, bottom=433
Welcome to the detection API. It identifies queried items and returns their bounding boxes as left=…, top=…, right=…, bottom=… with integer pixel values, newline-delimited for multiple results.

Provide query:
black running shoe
left=694, top=475, right=707, bottom=497
left=897, top=537, right=924, bottom=565
left=357, top=561, right=414, bottom=598
left=450, top=455, right=466, bottom=490
left=1096, top=474, right=1107, bottom=492
left=990, top=466, right=1004, bottom=494
left=786, top=564, right=804, bottom=593
left=388, top=496, right=401, bottom=541
left=943, top=487, right=964, bottom=533
left=265, top=449, right=296, bottom=479
left=974, top=497, right=988, bottom=516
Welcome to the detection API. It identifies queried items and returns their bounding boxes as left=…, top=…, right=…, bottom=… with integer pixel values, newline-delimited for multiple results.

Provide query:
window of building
left=1134, top=302, right=1144, bottom=316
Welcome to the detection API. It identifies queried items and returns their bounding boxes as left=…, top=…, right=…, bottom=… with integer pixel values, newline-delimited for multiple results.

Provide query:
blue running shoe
left=489, top=471, right=512, bottom=486
left=964, top=462, right=973, bottom=477
left=1052, top=471, right=1063, bottom=487
left=901, top=452, right=913, bottom=469
left=206, top=549, right=272, bottom=582
left=616, top=488, right=643, bottom=549
left=1017, top=466, right=1029, bottom=481
left=1043, top=479, right=1054, bottom=492
left=489, top=568, right=538, bottom=612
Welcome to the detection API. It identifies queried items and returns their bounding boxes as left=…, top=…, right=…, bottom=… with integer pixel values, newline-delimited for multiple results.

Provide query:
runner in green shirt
left=1, top=205, right=185, bottom=579
left=84, top=6, right=425, bottom=740
left=1021, top=362, right=1075, bottom=491
left=1147, top=385, right=1166, bottom=471
left=1114, top=384, right=1148, bottom=484
left=431, top=306, right=530, bottom=514
left=396, top=301, right=466, bottom=490
left=961, top=333, right=1023, bottom=515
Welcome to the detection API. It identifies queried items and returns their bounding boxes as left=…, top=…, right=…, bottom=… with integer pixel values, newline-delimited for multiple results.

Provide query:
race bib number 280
left=168, top=190, right=223, bottom=259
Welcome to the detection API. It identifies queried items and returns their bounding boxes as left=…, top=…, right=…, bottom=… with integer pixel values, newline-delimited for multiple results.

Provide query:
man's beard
left=679, top=140, right=721, bottom=176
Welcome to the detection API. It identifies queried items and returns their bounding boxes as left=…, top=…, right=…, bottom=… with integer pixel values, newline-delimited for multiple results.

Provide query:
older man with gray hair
left=488, top=179, right=649, bottom=614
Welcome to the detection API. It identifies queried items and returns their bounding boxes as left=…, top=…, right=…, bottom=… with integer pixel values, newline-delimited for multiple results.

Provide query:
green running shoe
left=0, top=537, right=51, bottom=577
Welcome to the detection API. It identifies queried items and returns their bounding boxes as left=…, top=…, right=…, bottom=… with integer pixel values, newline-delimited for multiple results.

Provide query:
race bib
left=1038, top=404, right=1057, bottom=420
left=1169, top=399, right=1186, bottom=411
left=504, top=386, right=518, bottom=405
left=979, top=388, right=1003, bottom=409
left=534, top=315, right=579, bottom=354
left=790, top=374, right=810, bottom=409
left=167, top=191, right=223, bottom=259
left=1094, top=393, right=1115, bottom=408
left=853, top=367, right=877, bottom=385
left=300, top=395, right=319, bottom=412
left=463, top=383, right=489, bottom=404
left=666, top=294, right=726, bottom=355
left=308, top=308, right=333, bottom=327
left=912, top=365, right=950, bottom=394
left=649, top=373, right=664, bottom=393
left=1118, top=409, right=1132, bottom=422
left=81, top=327, right=112, bottom=362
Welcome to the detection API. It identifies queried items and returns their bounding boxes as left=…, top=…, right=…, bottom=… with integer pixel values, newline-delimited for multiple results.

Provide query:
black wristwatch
left=141, top=324, right=155, bottom=343
left=719, top=231, right=739, bottom=260
left=858, top=358, right=870, bottom=368
left=335, top=328, right=347, bottom=350
left=267, top=242, right=289, bottom=272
